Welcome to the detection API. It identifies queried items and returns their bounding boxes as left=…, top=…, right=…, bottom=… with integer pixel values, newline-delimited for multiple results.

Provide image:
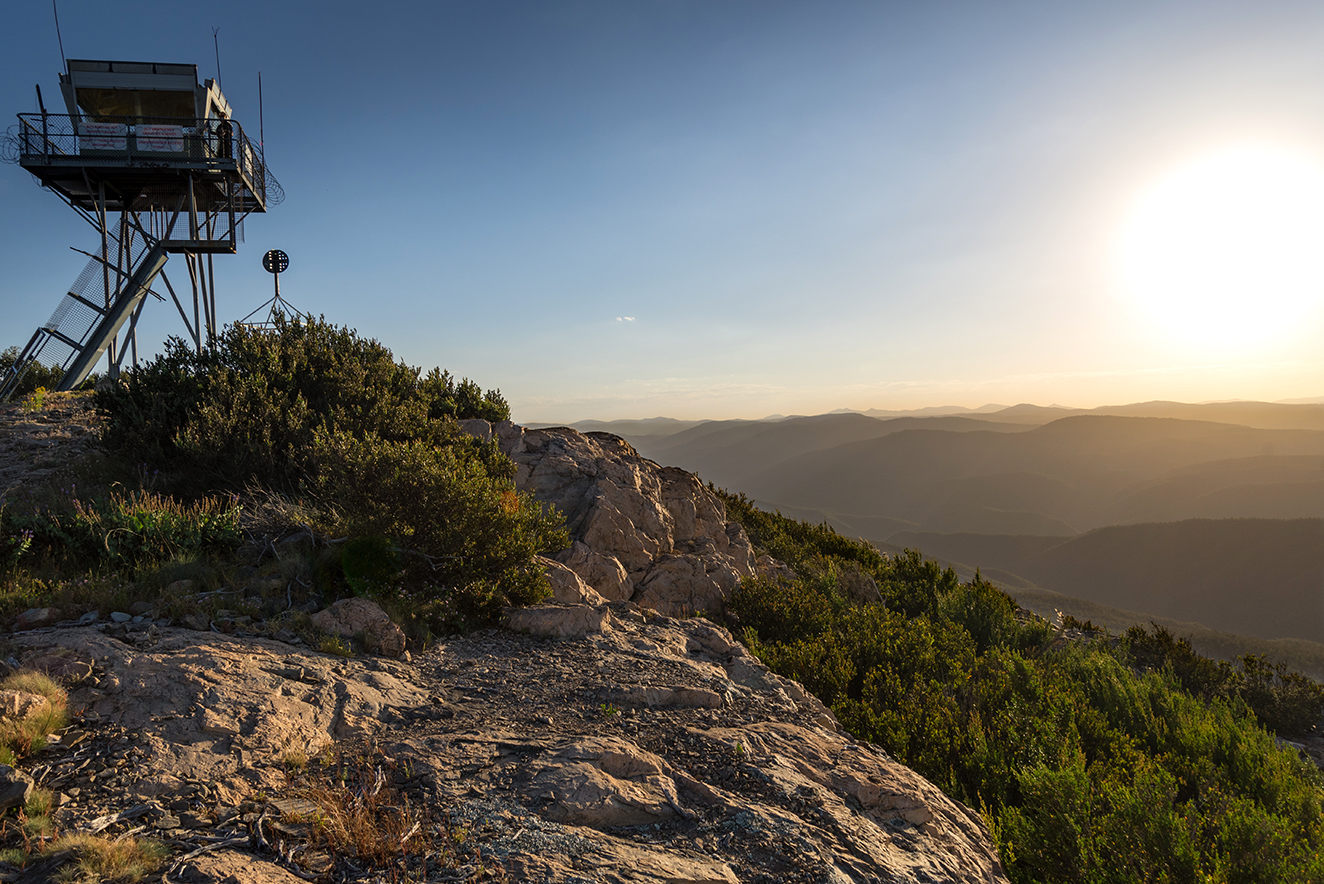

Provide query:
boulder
left=489, top=425, right=756, bottom=617
left=13, top=607, right=61, bottom=630
left=505, top=603, right=611, bottom=638
left=457, top=418, right=493, bottom=441
left=556, top=541, right=632, bottom=601
left=310, top=598, right=406, bottom=657
left=755, top=554, right=795, bottom=583
left=0, top=765, right=32, bottom=813
left=634, top=553, right=744, bottom=617
left=537, top=556, right=606, bottom=606
left=0, top=690, right=50, bottom=720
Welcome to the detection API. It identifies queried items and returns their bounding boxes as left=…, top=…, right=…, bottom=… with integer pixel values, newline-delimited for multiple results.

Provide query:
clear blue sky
left=3, top=1, right=1323, bottom=421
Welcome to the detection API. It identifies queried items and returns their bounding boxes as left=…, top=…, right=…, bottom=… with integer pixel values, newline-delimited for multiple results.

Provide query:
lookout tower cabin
left=1, top=58, right=275, bottom=401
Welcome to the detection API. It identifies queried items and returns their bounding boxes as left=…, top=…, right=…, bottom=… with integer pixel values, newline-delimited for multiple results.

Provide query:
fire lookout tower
left=0, top=58, right=278, bottom=400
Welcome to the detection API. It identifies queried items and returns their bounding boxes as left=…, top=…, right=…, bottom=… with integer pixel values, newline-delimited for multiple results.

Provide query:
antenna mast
left=52, top=0, right=66, bottom=69
left=212, top=27, right=223, bottom=92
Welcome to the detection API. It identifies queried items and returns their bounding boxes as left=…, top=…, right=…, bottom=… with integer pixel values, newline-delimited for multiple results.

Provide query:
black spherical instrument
left=262, top=249, right=289, bottom=274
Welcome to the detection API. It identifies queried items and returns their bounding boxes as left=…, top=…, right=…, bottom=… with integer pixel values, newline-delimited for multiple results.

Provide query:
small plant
left=598, top=703, right=620, bottom=718
left=20, top=387, right=47, bottom=414
left=22, top=788, right=55, bottom=838
left=282, top=749, right=309, bottom=774
left=0, top=527, right=32, bottom=571
left=43, top=832, right=168, bottom=882
left=0, top=671, right=68, bottom=759
left=316, top=635, right=354, bottom=658
left=289, top=741, right=477, bottom=879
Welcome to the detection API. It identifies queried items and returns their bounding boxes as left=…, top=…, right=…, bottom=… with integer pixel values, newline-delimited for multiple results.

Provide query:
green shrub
left=935, top=574, right=1018, bottom=655
left=720, top=495, right=1324, bottom=884
left=311, top=429, right=568, bottom=628
left=85, top=316, right=559, bottom=626
left=1123, top=624, right=1324, bottom=738
left=96, top=315, right=511, bottom=492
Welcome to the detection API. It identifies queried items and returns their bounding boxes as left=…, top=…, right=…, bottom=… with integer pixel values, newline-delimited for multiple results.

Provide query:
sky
left=2, top=0, right=1324, bottom=422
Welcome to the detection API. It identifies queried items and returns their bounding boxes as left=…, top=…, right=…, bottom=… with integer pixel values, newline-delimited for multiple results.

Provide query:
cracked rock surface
left=462, top=422, right=758, bottom=617
left=10, top=606, right=1007, bottom=883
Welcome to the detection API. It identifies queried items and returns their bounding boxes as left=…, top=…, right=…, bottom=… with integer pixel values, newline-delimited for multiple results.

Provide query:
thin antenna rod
left=258, top=71, right=264, bottom=147
left=212, top=27, right=223, bottom=92
left=52, top=0, right=66, bottom=69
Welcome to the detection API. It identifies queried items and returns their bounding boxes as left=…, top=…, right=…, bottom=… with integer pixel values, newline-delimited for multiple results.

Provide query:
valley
left=564, top=400, right=1324, bottom=671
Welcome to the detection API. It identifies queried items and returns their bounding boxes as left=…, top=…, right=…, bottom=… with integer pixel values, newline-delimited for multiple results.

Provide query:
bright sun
left=1115, top=144, right=1324, bottom=350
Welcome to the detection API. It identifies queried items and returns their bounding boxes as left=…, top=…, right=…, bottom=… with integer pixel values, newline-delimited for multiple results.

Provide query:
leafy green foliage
left=86, top=316, right=560, bottom=628
left=1124, top=624, right=1324, bottom=737
left=96, top=315, right=511, bottom=492
left=720, top=493, right=1324, bottom=884
left=2, top=491, right=241, bottom=568
left=312, top=430, right=567, bottom=627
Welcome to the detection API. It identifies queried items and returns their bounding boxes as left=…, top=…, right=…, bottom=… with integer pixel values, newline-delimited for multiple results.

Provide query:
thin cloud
left=615, top=316, right=636, bottom=322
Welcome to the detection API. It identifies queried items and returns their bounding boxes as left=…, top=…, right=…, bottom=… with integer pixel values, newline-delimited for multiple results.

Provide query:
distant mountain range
left=621, top=412, right=1324, bottom=535
left=549, top=399, right=1324, bottom=653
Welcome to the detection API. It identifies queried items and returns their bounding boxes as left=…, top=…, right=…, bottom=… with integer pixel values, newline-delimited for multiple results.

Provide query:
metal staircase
left=0, top=227, right=169, bottom=400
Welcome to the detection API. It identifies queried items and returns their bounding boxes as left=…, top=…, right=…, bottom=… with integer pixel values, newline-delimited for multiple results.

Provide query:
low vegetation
left=6, top=321, right=1324, bottom=881
left=0, top=316, right=567, bottom=637
left=718, top=488, right=1324, bottom=884
left=283, top=741, right=485, bottom=880
left=44, top=832, right=169, bottom=883
left=0, top=671, right=69, bottom=764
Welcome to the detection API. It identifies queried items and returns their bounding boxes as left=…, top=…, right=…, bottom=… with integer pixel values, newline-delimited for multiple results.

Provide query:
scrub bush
left=90, top=315, right=563, bottom=627
left=720, top=494, right=1324, bottom=884
left=311, top=429, right=567, bottom=626
left=96, top=315, right=511, bottom=492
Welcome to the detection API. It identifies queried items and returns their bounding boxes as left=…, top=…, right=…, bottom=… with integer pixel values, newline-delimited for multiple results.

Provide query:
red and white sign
left=137, top=125, right=184, bottom=152
left=80, top=122, right=126, bottom=150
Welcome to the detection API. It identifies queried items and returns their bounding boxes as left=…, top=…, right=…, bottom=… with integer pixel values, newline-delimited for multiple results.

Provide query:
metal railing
left=15, top=113, right=270, bottom=204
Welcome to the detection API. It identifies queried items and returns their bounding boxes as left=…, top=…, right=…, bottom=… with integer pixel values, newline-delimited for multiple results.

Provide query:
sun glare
left=1115, top=144, right=1324, bottom=350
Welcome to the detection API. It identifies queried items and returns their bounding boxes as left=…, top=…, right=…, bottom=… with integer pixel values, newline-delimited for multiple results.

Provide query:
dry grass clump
left=285, top=741, right=488, bottom=881
left=46, top=832, right=169, bottom=883
left=0, top=671, right=68, bottom=762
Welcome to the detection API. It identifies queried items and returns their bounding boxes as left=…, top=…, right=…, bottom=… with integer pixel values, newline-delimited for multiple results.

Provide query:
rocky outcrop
left=309, top=597, right=407, bottom=657
left=10, top=608, right=1007, bottom=883
left=463, top=422, right=757, bottom=617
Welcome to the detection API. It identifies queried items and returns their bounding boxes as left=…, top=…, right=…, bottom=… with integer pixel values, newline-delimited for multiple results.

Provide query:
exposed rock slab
left=10, top=627, right=427, bottom=802
left=10, top=609, right=1006, bottom=883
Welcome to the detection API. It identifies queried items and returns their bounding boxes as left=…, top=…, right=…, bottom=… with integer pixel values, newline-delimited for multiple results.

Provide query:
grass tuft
left=0, top=671, right=67, bottom=758
left=285, top=741, right=480, bottom=879
left=47, top=832, right=169, bottom=883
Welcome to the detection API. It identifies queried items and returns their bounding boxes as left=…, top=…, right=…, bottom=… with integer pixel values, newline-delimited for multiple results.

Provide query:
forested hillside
left=716, top=490, right=1324, bottom=883
left=893, top=519, right=1324, bottom=642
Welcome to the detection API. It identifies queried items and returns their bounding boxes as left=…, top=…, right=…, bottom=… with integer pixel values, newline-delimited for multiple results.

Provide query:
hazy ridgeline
left=576, top=402, right=1324, bottom=657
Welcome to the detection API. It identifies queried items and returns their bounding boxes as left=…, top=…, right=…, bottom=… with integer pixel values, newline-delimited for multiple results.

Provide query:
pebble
left=109, top=612, right=131, bottom=623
